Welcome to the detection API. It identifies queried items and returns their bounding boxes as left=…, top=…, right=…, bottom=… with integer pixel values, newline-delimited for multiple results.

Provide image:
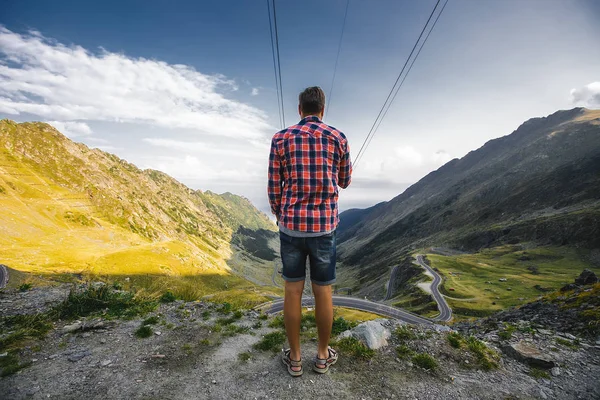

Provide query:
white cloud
left=570, top=82, right=600, bottom=108
left=0, top=27, right=271, bottom=139
left=46, top=120, right=92, bottom=138
left=251, top=88, right=260, bottom=96
left=142, top=137, right=265, bottom=159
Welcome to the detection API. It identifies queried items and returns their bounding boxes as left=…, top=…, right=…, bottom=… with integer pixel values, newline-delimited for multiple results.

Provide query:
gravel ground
left=1, top=287, right=599, bottom=399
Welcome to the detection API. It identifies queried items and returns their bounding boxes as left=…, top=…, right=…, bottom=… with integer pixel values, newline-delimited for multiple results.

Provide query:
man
left=267, top=86, right=352, bottom=376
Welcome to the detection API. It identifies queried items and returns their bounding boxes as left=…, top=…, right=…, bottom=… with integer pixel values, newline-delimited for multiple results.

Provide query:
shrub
left=412, top=353, right=438, bottom=370
left=334, top=337, right=375, bottom=359
left=143, top=316, right=159, bottom=325
left=529, top=367, right=550, bottom=379
left=498, top=323, right=516, bottom=340
left=447, top=332, right=463, bottom=348
left=331, top=317, right=356, bottom=336
left=396, top=344, right=414, bottom=359
left=160, top=291, right=177, bottom=303
left=56, top=286, right=156, bottom=320
left=19, top=283, right=32, bottom=292
left=135, top=325, right=152, bottom=338
left=395, top=325, right=417, bottom=342
left=253, top=331, right=286, bottom=352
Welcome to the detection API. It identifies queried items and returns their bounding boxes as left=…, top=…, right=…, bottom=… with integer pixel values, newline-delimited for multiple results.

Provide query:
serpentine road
left=416, top=255, right=453, bottom=322
left=0, top=264, right=8, bottom=289
left=257, top=295, right=433, bottom=326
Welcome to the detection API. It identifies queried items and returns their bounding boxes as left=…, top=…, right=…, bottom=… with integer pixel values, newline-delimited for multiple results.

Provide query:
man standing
left=268, top=86, right=352, bottom=376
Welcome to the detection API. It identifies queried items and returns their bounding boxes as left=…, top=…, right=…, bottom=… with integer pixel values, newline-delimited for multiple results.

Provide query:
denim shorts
left=279, top=231, right=336, bottom=285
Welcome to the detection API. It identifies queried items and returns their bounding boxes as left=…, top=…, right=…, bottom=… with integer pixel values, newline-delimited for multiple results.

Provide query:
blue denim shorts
left=279, top=231, right=336, bottom=286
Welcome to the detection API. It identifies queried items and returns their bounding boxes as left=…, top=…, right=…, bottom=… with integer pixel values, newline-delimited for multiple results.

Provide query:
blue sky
left=1, top=0, right=600, bottom=215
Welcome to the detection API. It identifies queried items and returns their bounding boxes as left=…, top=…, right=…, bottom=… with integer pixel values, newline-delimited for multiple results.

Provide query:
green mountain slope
left=337, top=108, right=600, bottom=309
left=0, top=120, right=276, bottom=287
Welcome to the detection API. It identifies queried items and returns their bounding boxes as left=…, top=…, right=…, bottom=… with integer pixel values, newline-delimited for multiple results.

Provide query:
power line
left=358, top=0, right=449, bottom=166
left=325, top=0, right=350, bottom=121
left=272, top=0, right=286, bottom=127
left=267, top=0, right=283, bottom=129
left=353, top=0, right=447, bottom=168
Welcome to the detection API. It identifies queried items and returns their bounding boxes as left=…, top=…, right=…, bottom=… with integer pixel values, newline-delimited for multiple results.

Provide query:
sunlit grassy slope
left=426, top=245, right=591, bottom=317
left=0, top=119, right=278, bottom=302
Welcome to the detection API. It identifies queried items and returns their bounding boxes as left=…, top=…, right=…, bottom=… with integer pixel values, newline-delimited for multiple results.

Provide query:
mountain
left=0, top=120, right=276, bottom=283
left=337, top=108, right=600, bottom=299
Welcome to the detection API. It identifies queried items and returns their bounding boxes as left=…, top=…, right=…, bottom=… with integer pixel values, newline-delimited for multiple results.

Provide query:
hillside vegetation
left=337, top=108, right=600, bottom=315
left=0, top=120, right=278, bottom=300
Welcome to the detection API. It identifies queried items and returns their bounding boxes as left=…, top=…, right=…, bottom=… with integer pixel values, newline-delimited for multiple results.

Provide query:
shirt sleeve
left=267, top=138, right=283, bottom=219
left=338, top=139, right=352, bottom=189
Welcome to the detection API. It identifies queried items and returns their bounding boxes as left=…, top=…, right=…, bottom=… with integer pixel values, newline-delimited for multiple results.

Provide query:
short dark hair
left=299, top=86, right=325, bottom=115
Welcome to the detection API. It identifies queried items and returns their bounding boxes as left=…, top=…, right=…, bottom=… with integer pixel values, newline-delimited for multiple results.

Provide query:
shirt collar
left=299, top=115, right=322, bottom=124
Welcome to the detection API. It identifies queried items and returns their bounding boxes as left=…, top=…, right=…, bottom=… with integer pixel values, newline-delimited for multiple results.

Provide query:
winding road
left=257, top=295, right=434, bottom=326
left=384, top=265, right=400, bottom=301
left=416, top=255, right=452, bottom=322
left=0, top=264, right=8, bottom=289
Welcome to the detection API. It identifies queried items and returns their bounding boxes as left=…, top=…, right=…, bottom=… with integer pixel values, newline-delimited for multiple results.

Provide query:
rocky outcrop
left=501, top=341, right=556, bottom=368
left=338, top=319, right=393, bottom=349
left=574, top=269, right=598, bottom=286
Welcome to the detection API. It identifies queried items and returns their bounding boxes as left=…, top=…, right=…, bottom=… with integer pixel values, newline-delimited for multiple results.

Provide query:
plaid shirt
left=268, top=115, right=352, bottom=233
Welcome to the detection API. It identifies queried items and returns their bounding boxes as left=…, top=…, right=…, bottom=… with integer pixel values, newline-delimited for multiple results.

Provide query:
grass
left=396, top=344, right=414, bottom=359
left=331, top=317, right=357, bottom=336
left=555, top=337, right=579, bottom=349
left=412, top=353, right=437, bottom=371
left=426, top=245, right=590, bottom=317
left=238, top=351, right=252, bottom=362
left=160, top=291, right=177, bottom=303
left=529, top=367, right=551, bottom=379
left=202, top=310, right=211, bottom=320
left=135, top=325, right=153, bottom=338
left=395, top=325, right=418, bottom=342
left=18, top=283, right=32, bottom=292
left=223, top=324, right=251, bottom=337
left=466, top=336, right=499, bottom=371
left=143, top=316, right=160, bottom=325
left=253, top=331, right=286, bottom=352
left=55, top=286, right=156, bottom=320
left=447, top=332, right=463, bottom=348
left=333, top=337, right=375, bottom=359
left=498, top=323, right=516, bottom=340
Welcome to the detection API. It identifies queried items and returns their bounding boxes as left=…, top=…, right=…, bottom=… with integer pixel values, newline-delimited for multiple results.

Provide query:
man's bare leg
left=284, top=280, right=305, bottom=372
left=312, top=282, right=333, bottom=365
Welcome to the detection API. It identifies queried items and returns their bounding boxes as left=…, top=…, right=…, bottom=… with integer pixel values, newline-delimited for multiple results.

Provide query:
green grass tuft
left=466, top=336, right=499, bottom=371
left=529, top=367, right=550, bottom=379
left=18, top=283, right=32, bottom=292
left=253, top=331, right=286, bottom=352
left=333, top=337, right=375, bottom=359
left=395, top=325, right=418, bottom=342
left=238, top=351, right=252, bottom=362
left=135, top=325, right=153, bottom=338
left=143, top=316, right=159, bottom=325
left=412, top=353, right=438, bottom=370
left=331, top=317, right=356, bottom=336
left=160, top=291, right=177, bottom=303
left=447, top=332, right=463, bottom=348
left=396, top=344, right=414, bottom=359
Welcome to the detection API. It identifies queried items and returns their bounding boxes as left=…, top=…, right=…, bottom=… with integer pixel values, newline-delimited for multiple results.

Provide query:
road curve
left=0, top=264, right=8, bottom=289
left=257, top=295, right=433, bottom=326
left=416, top=255, right=452, bottom=322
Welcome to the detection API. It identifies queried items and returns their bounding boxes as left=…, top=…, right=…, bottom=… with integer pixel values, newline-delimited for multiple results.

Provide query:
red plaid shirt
left=268, top=115, right=352, bottom=233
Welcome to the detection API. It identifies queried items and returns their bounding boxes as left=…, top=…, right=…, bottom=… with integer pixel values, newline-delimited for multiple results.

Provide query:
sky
left=1, top=0, right=600, bottom=217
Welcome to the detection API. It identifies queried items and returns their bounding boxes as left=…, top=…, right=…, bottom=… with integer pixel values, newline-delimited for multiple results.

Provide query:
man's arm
left=338, top=140, right=352, bottom=189
left=267, top=139, right=283, bottom=219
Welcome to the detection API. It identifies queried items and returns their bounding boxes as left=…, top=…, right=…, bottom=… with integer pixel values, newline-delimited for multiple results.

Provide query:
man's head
left=298, top=86, right=325, bottom=119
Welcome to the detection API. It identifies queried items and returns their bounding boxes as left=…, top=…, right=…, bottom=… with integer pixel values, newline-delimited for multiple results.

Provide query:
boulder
left=574, top=269, right=598, bottom=286
left=501, top=341, right=555, bottom=368
left=338, top=319, right=391, bottom=349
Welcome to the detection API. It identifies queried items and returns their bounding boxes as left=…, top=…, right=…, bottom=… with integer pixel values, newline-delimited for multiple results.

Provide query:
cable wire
left=272, top=0, right=286, bottom=127
left=357, top=0, right=449, bottom=166
left=325, top=0, right=350, bottom=121
left=353, top=0, right=446, bottom=168
left=267, top=0, right=283, bottom=129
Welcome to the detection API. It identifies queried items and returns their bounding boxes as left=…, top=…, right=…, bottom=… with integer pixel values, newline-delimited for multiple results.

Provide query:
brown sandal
left=313, top=347, right=338, bottom=374
left=281, top=349, right=303, bottom=377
